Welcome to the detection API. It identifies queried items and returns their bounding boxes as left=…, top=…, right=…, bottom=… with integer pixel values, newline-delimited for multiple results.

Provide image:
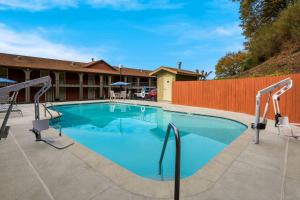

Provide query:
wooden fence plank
left=172, top=74, right=300, bottom=123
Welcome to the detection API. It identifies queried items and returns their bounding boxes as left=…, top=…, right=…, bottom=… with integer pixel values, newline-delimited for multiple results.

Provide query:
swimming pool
left=50, top=103, right=247, bottom=180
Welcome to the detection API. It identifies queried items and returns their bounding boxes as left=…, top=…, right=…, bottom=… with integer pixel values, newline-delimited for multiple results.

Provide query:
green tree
left=215, top=51, right=250, bottom=78
left=249, top=2, right=300, bottom=63
left=233, top=0, right=296, bottom=40
left=215, top=1, right=300, bottom=77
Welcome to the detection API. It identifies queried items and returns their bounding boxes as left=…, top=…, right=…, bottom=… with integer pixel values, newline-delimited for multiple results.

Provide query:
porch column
left=40, top=70, right=50, bottom=101
left=124, top=76, right=128, bottom=92
left=99, top=75, right=103, bottom=98
left=137, top=77, right=140, bottom=88
left=54, top=72, right=60, bottom=100
left=148, top=78, right=152, bottom=88
left=24, top=69, right=31, bottom=103
left=79, top=73, right=83, bottom=101
left=108, top=75, right=112, bottom=97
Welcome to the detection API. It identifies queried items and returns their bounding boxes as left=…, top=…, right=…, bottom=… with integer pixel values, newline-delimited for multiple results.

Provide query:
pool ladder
left=159, top=123, right=181, bottom=200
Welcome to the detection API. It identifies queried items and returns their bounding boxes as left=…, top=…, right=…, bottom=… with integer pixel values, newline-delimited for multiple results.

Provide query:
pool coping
left=47, top=100, right=253, bottom=198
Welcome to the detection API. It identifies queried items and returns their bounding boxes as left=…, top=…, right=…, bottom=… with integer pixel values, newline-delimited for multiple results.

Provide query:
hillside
left=238, top=43, right=300, bottom=77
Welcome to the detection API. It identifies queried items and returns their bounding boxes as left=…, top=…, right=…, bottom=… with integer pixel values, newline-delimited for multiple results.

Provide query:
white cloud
left=175, top=23, right=243, bottom=42
left=0, top=0, right=77, bottom=11
left=88, top=0, right=184, bottom=10
left=87, top=0, right=142, bottom=10
left=0, top=0, right=183, bottom=11
left=134, top=22, right=243, bottom=44
left=136, top=21, right=244, bottom=70
left=214, top=24, right=242, bottom=36
left=0, top=23, right=100, bottom=62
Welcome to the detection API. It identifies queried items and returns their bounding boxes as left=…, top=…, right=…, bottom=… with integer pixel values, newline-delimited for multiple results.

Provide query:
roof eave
left=0, top=64, right=120, bottom=75
left=149, top=67, right=178, bottom=76
left=83, top=60, right=118, bottom=71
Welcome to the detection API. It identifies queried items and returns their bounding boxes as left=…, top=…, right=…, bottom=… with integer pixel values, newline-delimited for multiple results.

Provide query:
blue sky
left=0, top=0, right=244, bottom=76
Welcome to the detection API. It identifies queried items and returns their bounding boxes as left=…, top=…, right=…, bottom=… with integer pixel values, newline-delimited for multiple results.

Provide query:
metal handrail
left=42, top=103, right=53, bottom=118
left=159, top=123, right=181, bottom=200
left=41, top=102, right=61, bottom=121
left=49, top=102, right=61, bottom=120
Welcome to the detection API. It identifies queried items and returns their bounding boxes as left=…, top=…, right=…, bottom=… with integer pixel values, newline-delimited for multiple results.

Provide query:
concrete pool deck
left=0, top=100, right=299, bottom=200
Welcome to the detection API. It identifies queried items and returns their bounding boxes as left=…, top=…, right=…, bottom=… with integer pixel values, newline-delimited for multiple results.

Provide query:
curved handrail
left=42, top=102, right=61, bottom=121
left=41, top=103, right=53, bottom=118
left=159, top=123, right=181, bottom=200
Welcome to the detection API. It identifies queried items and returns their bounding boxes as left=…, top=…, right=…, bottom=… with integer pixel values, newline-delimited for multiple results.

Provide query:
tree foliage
left=249, top=2, right=300, bottom=63
left=215, top=0, right=300, bottom=78
left=233, top=0, right=296, bottom=39
left=215, top=51, right=250, bottom=78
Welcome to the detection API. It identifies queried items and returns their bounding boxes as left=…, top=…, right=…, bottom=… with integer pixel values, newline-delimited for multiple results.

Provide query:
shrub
left=249, top=2, right=300, bottom=64
left=215, top=51, right=250, bottom=78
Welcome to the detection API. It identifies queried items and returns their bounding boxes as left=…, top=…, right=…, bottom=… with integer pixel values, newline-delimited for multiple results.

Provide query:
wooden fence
left=172, top=74, right=300, bottom=123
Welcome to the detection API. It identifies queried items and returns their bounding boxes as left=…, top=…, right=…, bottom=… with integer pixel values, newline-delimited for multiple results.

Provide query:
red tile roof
left=114, top=67, right=154, bottom=77
left=0, top=53, right=153, bottom=77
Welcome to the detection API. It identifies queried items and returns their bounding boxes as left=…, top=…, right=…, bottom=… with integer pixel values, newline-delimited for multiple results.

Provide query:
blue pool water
left=50, top=103, right=247, bottom=180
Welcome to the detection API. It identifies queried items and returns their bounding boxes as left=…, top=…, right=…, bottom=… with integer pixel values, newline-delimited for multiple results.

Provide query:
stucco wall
left=157, top=71, right=176, bottom=101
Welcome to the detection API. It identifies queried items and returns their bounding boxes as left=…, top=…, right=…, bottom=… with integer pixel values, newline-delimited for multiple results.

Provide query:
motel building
left=0, top=53, right=156, bottom=103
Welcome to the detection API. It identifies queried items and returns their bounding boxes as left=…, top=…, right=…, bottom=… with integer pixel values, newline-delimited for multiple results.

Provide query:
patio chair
left=32, top=119, right=74, bottom=149
left=110, top=91, right=116, bottom=100
left=127, top=91, right=131, bottom=99
left=0, top=93, right=23, bottom=116
left=277, top=116, right=300, bottom=138
left=120, top=91, right=127, bottom=99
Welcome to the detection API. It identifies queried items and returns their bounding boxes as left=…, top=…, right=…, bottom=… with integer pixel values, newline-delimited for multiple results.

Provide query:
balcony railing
left=127, top=82, right=157, bottom=88
left=52, top=81, right=157, bottom=88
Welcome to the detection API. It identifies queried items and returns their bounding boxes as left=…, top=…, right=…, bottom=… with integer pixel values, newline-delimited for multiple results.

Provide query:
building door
left=162, top=76, right=172, bottom=101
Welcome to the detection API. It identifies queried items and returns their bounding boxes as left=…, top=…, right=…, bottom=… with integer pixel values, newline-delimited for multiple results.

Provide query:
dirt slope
left=238, top=43, right=300, bottom=77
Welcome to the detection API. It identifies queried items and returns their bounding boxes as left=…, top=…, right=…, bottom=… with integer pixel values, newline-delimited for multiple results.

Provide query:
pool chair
left=127, top=91, right=131, bottom=99
left=0, top=93, right=23, bottom=116
left=277, top=117, right=300, bottom=139
left=120, top=91, right=127, bottom=99
left=110, top=91, right=117, bottom=100
left=32, top=119, right=74, bottom=149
